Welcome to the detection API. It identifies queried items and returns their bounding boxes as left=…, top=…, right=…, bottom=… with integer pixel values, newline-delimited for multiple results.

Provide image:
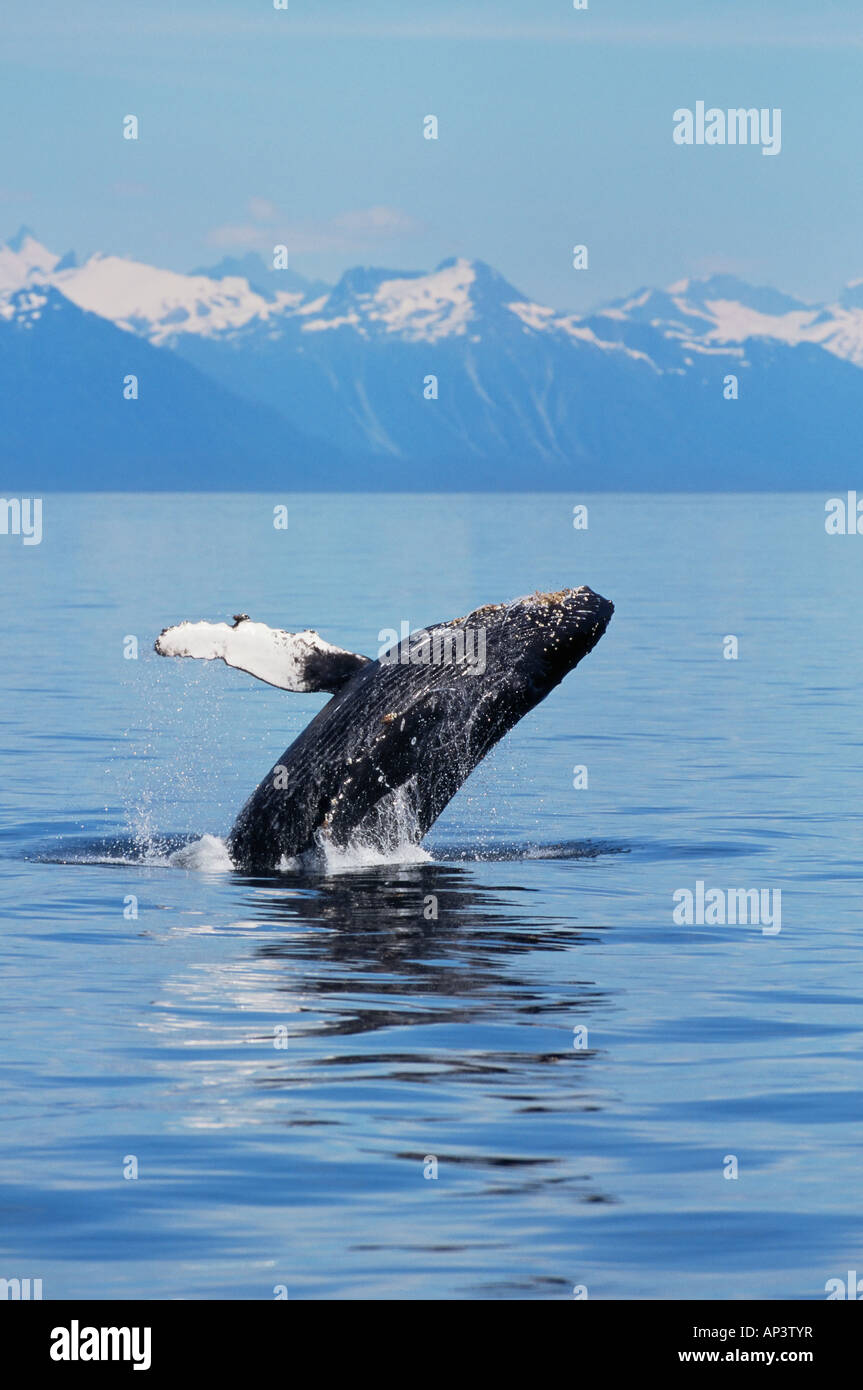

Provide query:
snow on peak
left=6, top=229, right=863, bottom=371
left=0, top=232, right=316, bottom=343
left=369, top=259, right=478, bottom=339
left=7, top=224, right=36, bottom=252
left=0, top=229, right=61, bottom=291
left=304, top=257, right=534, bottom=342
left=302, top=260, right=478, bottom=340
left=684, top=275, right=808, bottom=318
left=585, top=273, right=863, bottom=365
left=0, top=284, right=64, bottom=328
left=53, top=253, right=308, bottom=344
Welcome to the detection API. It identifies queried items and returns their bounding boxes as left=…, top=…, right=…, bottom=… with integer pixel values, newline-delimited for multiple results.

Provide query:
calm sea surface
left=1, top=492, right=862, bottom=1300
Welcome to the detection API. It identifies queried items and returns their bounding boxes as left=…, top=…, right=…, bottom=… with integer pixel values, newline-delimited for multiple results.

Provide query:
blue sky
left=2, top=0, right=862, bottom=308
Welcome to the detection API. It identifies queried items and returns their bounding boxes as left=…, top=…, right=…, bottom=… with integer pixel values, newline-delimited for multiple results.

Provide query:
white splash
left=308, top=781, right=431, bottom=874
left=312, top=836, right=431, bottom=875
left=168, top=833, right=235, bottom=873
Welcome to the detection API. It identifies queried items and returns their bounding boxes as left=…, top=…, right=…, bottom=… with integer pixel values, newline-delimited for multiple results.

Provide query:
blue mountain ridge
left=2, top=236, right=861, bottom=490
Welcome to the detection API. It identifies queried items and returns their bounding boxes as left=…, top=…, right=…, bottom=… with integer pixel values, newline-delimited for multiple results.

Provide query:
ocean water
left=1, top=491, right=862, bottom=1301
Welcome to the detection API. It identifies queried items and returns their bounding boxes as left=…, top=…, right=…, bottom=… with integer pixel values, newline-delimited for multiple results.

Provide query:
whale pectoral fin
left=154, top=617, right=369, bottom=694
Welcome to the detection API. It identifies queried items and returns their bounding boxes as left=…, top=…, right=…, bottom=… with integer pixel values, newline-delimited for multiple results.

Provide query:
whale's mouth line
left=25, top=832, right=632, bottom=874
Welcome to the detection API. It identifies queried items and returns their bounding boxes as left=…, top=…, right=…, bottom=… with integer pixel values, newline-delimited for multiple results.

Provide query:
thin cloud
left=331, top=206, right=418, bottom=236
left=207, top=202, right=422, bottom=254
left=248, top=197, right=279, bottom=223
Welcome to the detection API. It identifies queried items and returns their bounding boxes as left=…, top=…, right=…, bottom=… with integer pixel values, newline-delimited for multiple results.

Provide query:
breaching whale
left=155, top=586, right=613, bottom=871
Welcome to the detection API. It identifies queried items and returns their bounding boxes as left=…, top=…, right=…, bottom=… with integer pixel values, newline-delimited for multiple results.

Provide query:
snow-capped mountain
left=587, top=274, right=863, bottom=370
left=0, top=226, right=70, bottom=291
left=2, top=227, right=862, bottom=489
left=0, top=230, right=317, bottom=346
left=0, top=271, right=357, bottom=489
left=55, top=253, right=309, bottom=347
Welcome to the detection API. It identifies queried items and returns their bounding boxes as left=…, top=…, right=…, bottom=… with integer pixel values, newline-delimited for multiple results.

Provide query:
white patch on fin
left=154, top=616, right=368, bottom=693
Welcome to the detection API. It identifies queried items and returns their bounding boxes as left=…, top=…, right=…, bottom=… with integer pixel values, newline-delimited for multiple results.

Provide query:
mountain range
left=2, top=226, right=861, bottom=490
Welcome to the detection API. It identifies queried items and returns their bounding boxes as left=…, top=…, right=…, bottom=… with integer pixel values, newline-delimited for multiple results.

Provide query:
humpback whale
left=155, top=586, right=613, bottom=871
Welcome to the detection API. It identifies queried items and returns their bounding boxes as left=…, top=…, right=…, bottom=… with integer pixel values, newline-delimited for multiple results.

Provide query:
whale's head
left=373, top=584, right=613, bottom=705
left=463, top=585, right=614, bottom=689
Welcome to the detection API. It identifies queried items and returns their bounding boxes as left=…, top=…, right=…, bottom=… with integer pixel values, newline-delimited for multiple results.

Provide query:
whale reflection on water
left=219, top=862, right=619, bottom=1204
